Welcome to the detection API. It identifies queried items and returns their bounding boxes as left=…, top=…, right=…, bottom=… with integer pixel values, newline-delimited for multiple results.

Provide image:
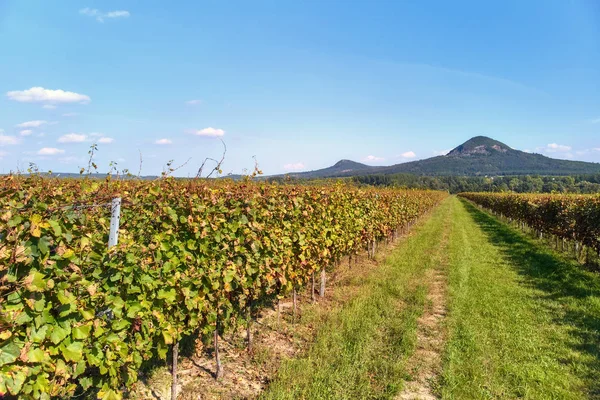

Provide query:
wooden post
left=246, top=304, right=252, bottom=352
left=311, top=272, right=315, bottom=302
left=292, top=288, right=297, bottom=323
left=214, top=324, right=223, bottom=379
left=108, top=197, right=121, bottom=248
left=171, top=341, right=178, bottom=400
left=320, top=268, right=326, bottom=297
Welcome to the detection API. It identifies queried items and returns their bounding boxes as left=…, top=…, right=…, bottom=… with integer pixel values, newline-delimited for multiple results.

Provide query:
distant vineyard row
left=458, top=192, right=600, bottom=253
left=0, top=176, right=446, bottom=399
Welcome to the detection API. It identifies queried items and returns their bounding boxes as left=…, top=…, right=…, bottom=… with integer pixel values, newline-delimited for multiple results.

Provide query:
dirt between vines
left=396, top=220, right=450, bottom=400
left=129, top=233, right=415, bottom=400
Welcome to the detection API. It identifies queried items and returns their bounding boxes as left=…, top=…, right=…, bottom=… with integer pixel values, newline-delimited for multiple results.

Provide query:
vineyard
left=459, top=192, right=600, bottom=261
left=0, top=176, right=446, bottom=399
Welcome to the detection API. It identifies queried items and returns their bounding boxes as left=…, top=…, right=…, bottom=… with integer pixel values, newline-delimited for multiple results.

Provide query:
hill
left=282, top=136, right=600, bottom=177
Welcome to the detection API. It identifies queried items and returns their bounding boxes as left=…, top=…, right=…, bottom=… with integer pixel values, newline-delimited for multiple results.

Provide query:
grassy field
left=442, top=198, right=600, bottom=399
left=261, top=196, right=600, bottom=399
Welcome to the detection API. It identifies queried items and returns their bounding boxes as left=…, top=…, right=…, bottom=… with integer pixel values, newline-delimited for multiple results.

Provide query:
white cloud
left=37, top=147, right=65, bottom=156
left=593, top=148, right=600, bottom=152
left=155, top=138, right=172, bottom=145
left=363, top=155, right=385, bottom=162
left=16, top=120, right=47, bottom=128
left=400, top=151, right=417, bottom=159
left=42, top=104, right=57, bottom=109
left=106, top=10, right=130, bottom=18
left=433, top=149, right=451, bottom=156
left=80, top=8, right=130, bottom=23
left=98, top=137, right=114, bottom=144
left=20, top=130, right=33, bottom=136
left=62, top=112, right=78, bottom=117
left=0, top=151, right=7, bottom=158
left=523, top=149, right=532, bottom=153
left=0, top=134, right=19, bottom=145
left=590, top=118, right=600, bottom=124
left=186, top=99, right=202, bottom=105
left=190, top=127, right=225, bottom=137
left=544, top=143, right=572, bottom=153
left=58, top=133, right=87, bottom=143
left=283, top=162, right=305, bottom=171
left=7, top=87, right=90, bottom=104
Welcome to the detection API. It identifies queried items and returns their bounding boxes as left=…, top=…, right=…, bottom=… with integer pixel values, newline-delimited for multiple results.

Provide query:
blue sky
left=1, top=0, right=600, bottom=176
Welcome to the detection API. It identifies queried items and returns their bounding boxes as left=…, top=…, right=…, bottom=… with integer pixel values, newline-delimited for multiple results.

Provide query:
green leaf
left=5, top=370, right=26, bottom=395
left=31, top=325, right=49, bottom=343
left=72, top=324, right=92, bottom=340
left=25, top=271, right=47, bottom=292
left=73, top=359, right=86, bottom=378
left=126, top=303, right=143, bottom=318
left=79, top=376, right=93, bottom=390
left=0, top=341, right=20, bottom=366
left=223, top=269, right=235, bottom=283
left=157, top=289, right=176, bottom=302
left=34, top=298, right=46, bottom=312
left=27, top=348, right=46, bottom=363
left=112, top=320, right=130, bottom=331
left=61, top=341, right=84, bottom=362
left=50, top=326, right=69, bottom=345
left=80, top=309, right=95, bottom=320
left=48, top=220, right=62, bottom=237
left=100, top=388, right=122, bottom=400
left=38, top=237, right=51, bottom=255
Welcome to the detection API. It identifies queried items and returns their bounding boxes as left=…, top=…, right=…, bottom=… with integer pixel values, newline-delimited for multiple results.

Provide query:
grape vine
left=0, top=175, right=446, bottom=399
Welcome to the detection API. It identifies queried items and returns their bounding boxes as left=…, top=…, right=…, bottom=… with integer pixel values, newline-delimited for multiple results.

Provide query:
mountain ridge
left=279, top=136, right=600, bottom=178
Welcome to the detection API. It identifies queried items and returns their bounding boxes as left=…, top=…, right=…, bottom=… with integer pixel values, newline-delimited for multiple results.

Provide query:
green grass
left=261, top=197, right=454, bottom=400
left=441, top=198, right=600, bottom=399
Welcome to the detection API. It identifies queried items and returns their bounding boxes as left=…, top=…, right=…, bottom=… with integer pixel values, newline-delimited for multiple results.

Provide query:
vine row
left=0, top=176, right=446, bottom=399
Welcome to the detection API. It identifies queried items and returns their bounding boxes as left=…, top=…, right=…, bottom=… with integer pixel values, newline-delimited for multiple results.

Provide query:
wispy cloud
left=37, top=147, right=65, bottom=156
left=433, top=149, right=451, bottom=156
left=399, top=151, right=416, bottom=159
left=42, top=104, right=57, bottom=110
left=58, top=133, right=87, bottom=143
left=20, top=130, right=33, bottom=136
left=589, top=117, right=600, bottom=124
left=62, top=112, right=78, bottom=117
left=7, top=87, right=90, bottom=104
left=80, top=8, right=130, bottom=23
left=186, top=99, right=202, bottom=105
left=0, top=134, right=19, bottom=146
left=98, top=137, right=114, bottom=144
left=16, top=120, right=48, bottom=128
left=362, top=155, right=385, bottom=162
left=283, top=162, right=305, bottom=171
left=190, top=127, right=225, bottom=137
left=155, top=138, right=172, bottom=145
left=542, top=143, right=572, bottom=153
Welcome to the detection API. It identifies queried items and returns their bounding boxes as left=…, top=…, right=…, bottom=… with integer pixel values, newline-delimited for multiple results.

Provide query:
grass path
left=441, top=198, right=600, bottom=399
left=260, top=196, right=600, bottom=399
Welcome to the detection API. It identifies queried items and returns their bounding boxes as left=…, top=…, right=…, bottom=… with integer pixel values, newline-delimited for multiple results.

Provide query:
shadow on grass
left=460, top=199, right=600, bottom=397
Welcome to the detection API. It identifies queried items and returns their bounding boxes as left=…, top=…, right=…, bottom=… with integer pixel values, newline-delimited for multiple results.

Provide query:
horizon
left=1, top=1, right=600, bottom=176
